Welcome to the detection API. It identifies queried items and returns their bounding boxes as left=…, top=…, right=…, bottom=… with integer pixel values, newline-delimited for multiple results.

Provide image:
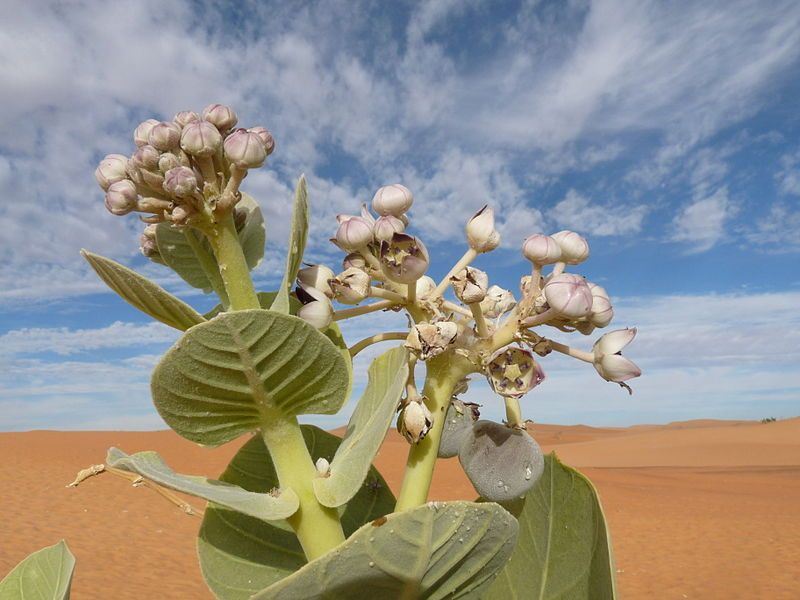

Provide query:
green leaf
left=81, top=250, right=205, bottom=331
left=483, top=453, right=617, bottom=600
left=203, top=291, right=301, bottom=320
left=272, top=175, right=309, bottom=314
left=197, top=426, right=395, bottom=600
left=151, top=309, right=350, bottom=446
left=254, top=500, right=518, bottom=600
left=106, top=447, right=299, bottom=522
left=0, top=540, right=75, bottom=599
left=236, top=192, right=267, bottom=271
left=313, top=346, right=407, bottom=508
left=155, top=224, right=216, bottom=292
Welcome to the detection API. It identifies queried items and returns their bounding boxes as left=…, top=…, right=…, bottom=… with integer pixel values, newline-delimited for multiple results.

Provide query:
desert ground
left=1, top=418, right=798, bottom=599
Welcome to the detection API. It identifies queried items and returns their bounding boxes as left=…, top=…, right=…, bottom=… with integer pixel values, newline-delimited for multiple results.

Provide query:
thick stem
left=349, top=331, right=409, bottom=358
left=394, top=354, right=468, bottom=511
left=184, top=229, right=230, bottom=309
left=260, top=412, right=345, bottom=560
left=407, top=281, right=417, bottom=306
left=548, top=339, right=595, bottom=363
left=504, top=397, right=524, bottom=428
left=333, top=299, right=399, bottom=321
left=441, top=300, right=474, bottom=318
left=470, top=303, right=490, bottom=338
left=431, top=248, right=478, bottom=298
left=370, top=287, right=406, bottom=303
left=520, top=307, right=557, bottom=328
left=205, top=212, right=259, bottom=310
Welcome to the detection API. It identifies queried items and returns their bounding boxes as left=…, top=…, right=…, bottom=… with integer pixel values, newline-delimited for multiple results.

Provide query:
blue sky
left=1, top=0, right=799, bottom=431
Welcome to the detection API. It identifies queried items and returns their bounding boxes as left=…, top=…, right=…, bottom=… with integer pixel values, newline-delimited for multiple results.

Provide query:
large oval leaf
left=106, top=447, right=298, bottom=521
left=483, top=453, right=617, bottom=600
left=271, top=175, right=308, bottom=314
left=81, top=250, right=205, bottom=331
left=0, top=540, right=75, bottom=599
left=151, top=310, right=350, bottom=446
left=197, top=426, right=395, bottom=600
left=236, top=192, right=267, bottom=271
left=313, top=346, right=407, bottom=508
left=254, top=500, right=518, bottom=600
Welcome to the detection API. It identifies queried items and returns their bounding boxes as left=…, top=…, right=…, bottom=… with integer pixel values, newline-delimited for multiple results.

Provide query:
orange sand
left=1, top=419, right=798, bottom=599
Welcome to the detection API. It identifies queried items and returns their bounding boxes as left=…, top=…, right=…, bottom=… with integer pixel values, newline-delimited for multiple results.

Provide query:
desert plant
left=8, top=104, right=642, bottom=598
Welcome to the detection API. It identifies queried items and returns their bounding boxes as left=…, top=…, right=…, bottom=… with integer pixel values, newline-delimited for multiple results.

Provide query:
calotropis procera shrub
left=1, top=104, right=640, bottom=599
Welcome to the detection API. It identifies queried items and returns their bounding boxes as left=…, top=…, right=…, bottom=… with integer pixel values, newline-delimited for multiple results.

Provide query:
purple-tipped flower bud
left=163, top=167, right=198, bottom=199
left=587, top=283, right=613, bottom=328
left=405, top=321, right=458, bottom=361
left=486, top=346, right=545, bottom=399
left=592, top=328, right=641, bottom=384
left=134, top=119, right=159, bottom=147
left=139, top=224, right=160, bottom=259
left=543, top=273, right=593, bottom=319
left=171, top=204, right=193, bottom=225
left=247, top=127, right=275, bottom=156
left=466, top=205, right=501, bottom=253
left=94, top=154, right=129, bottom=191
left=335, top=216, right=374, bottom=250
left=297, top=264, right=336, bottom=298
left=329, top=267, right=371, bottom=304
left=372, top=184, right=414, bottom=217
left=180, top=120, right=222, bottom=157
left=480, top=285, right=516, bottom=318
left=158, top=153, right=182, bottom=174
left=132, top=145, right=161, bottom=171
left=173, top=111, right=200, bottom=127
left=380, top=233, right=429, bottom=284
left=397, top=398, right=433, bottom=444
left=202, top=103, right=238, bottom=132
left=295, top=284, right=334, bottom=329
left=148, top=121, right=182, bottom=151
left=551, top=230, right=589, bottom=265
left=450, top=267, right=489, bottom=304
left=223, top=129, right=267, bottom=169
left=373, top=215, right=406, bottom=242
left=104, top=180, right=139, bottom=216
left=522, top=234, right=562, bottom=264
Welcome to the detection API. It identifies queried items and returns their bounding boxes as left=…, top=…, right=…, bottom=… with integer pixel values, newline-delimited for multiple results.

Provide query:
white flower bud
left=397, top=399, right=433, bottom=444
left=466, top=205, right=500, bottom=253
left=335, top=216, right=374, bottom=250
left=295, top=285, right=334, bottom=329
left=450, top=267, right=489, bottom=304
left=171, top=204, right=194, bottom=225
left=522, top=234, right=561, bottom=264
left=479, top=286, right=516, bottom=318
left=147, top=122, right=180, bottom=152
left=342, top=252, right=367, bottom=271
left=202, top=103, right=238, bottom=132
left=157, top=153, right=182, bottom=174
left=592, top=328, right=641, bottom=383
left=551, top=230, right=589, bottom=265
left=329, top=267, right=371, bottom=304
left=315, top=457, right=331, bottom=477
left=372, top=184, right=414, bottom=217
left=373, top=215, right=405, bottom=242
left=415, top=275, right=436, bottom=298
left=94, top=154, right=129, bottom=191
left=405, top=321, right=458, bottom=360
left=132, top=145, right=161, bottom=171
left=139, top=168, right=164, bottom=190
left=543, top=273, right=593, bottom=319
left=380, top=233, right=429, bottom=284
left=163, top=167, right=198, bottom=199
left=247, top=127, right=275, bottom=156
left=173, top=111, right=200, bottom=127
left=134, top=119, right=159, bottom=147
left=104, top=180, right=139, bottom=216
left=139, top=224, right=160, bottom=259
left=587, top=283, right=613, bottom=328
left=180, top=120, right=222, bottom=157
left=297, top=264, right=336, bottom=298
left=223, top=129, right=267, bottom=169
left=486, top=346, right=545, bottom=399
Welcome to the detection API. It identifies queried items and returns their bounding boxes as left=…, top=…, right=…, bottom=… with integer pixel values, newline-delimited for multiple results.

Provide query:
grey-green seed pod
left=438, top=399, right=480, bottom=458
left=458, top=420, right=544, bottom=502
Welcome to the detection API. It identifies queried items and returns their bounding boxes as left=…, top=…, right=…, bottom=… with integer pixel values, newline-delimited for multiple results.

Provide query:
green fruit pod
left=438, top=399, right=480, bottom=458
left=458, top=420, right=544, bottom=502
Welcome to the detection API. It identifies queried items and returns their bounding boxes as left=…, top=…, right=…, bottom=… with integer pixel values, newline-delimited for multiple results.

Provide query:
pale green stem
left=487, top=307, right=520, bottom=352
left=359, top=247, right=382, bottom=271
left=520, top=307, right=557, bottom=328
left=196, top=156, right=218, bottom=191
left=552, top=261, right=566, bottom=277
left=184, top=229, right=230, bottom=309
left=204, top=212, right=259, bottom=310
left=442, top=300, right=474, bottom=318
left=260, top=411, right=345, bottom=560
left=349, top=331, right=409, bottom=358
left=504, top=397, right=524, bottom=428
left=470, top=303, right=490, bottom=338
left=531, top=264, right=542, bottom=294
left=219, top=166, right=245, bottom=211
left=407, top=281, right=417, bottom=305
left=547, top=339, right=595, bottom=363
left=333, top=299, right=399, bottom=321
left=431, top=248, right=478, bottom=298
left=370, top=287, right=406, bottom=303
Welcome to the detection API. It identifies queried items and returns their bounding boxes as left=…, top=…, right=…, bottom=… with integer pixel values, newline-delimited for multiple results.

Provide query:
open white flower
left=592, top=328, right=641, bottom=384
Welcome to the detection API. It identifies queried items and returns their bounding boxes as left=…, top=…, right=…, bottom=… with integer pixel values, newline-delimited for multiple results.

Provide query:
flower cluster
left=94, top=104, right=274, bottom=257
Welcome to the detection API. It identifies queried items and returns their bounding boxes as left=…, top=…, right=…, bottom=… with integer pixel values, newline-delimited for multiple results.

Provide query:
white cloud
left=744, top=202, right=800, bottom=252
left=550, top=189, right=647, bottom=236
left=671, top=188, right=735, bottom=252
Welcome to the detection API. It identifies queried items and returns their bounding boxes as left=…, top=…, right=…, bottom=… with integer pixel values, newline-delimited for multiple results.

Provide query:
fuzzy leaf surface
left=483, top=453, right=616, bottom=600
left=313, top=346, right=407, bottom=507
left=197, top=426, right=394, bottom=600
left=272, top=175, right=309, bottom=314
left=236, top=192, right=267, bottom=270
left=151, top=309, right=350, bottom=446
left=204, top=291, right=300, bottom=320
left=254, top=501, right=518, bottom=600
left=81, top=250, right=205, bottom=331
left=0, top=540, right=75, bottom=600
left=106, top=447, right=298, bottom=521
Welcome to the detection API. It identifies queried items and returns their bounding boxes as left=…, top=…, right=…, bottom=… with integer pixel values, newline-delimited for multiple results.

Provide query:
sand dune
left=1, top=418, right=798, bottom=599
